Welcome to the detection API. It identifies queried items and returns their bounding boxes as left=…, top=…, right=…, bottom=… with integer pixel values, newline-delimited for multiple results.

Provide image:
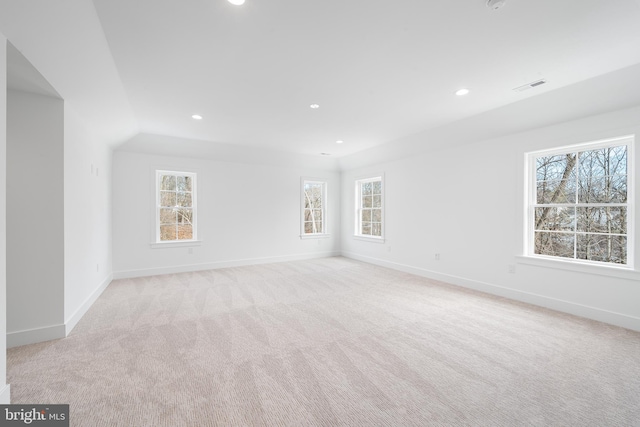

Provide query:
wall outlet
left=388, top=246, right=391, bottom=252
left=96, top=263, right=99, bottom=272
left=434, top=253, right=440, bottom=261
left=508, top=264, right=516, bottom=274
left=188, top=247, right=193, bottom=255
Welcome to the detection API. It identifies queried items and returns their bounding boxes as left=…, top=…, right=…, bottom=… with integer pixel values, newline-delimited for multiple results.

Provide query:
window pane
left=577, top=234, right=626, bottom=264
left=534, top=207, right=574, bottom=231
left=177, top=192, right=192, bottom=207
left=159, top=208, right=176, bottom=225
left=576, top=207, right=626, bottom=234
left=161, top=175, right=176, bottom=191
left=372, top=208, right=382, bottom=222
left=177, top=224, right=193, bottom=240
left=534, top=231, right=574, bottom=259
left=373, top=195, right=381, bottom=208
left=362, top=182, right=372, bottom=195
left=578, top=175, right=627, bottom=203
left=160, top=191, right=176, bottom=207
left=314, top=219, right=323, bottom=234
left=160, top=225, right=176, bottom=241
left=304, top=222, right=314, bottom=233
left=177, top=175, right=192, bottom=192
left=304, top=183, right=323, bottom=209
left=536, top=179, right=576, bottom=204
left=362, top=210, right=371, bottom=222
left=372, top=223, right=382, bottom=236
left=363, top=196, right=372, bottom=208
left=372, top=180, right=382, bottom=194
left=177, top=208, right=192, bottom=225
left=536, top=154, right=576, bottom=181
left=361, top=224, right=371, bottom=235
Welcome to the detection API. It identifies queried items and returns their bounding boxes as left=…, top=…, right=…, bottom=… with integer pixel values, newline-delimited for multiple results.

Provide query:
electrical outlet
left=188, top=247, right=193, bottom=255
left=96, top=263, right=99, bottom=272
left=388, top=246, right=391, bottom=252
left=508, top=264, right=516, bottom=274
left=434, top=253, right=440, bottom=261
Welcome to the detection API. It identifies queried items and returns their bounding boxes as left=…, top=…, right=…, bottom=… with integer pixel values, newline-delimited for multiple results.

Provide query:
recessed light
left=191, top=114, right=203, bottom=120
left=228, top=0, right=245, bottom=5
left=310, top=104, right=320, bottom=109
left=455, top=88, right=470, bottom=96
left=336, top=140, right=344, bottom=144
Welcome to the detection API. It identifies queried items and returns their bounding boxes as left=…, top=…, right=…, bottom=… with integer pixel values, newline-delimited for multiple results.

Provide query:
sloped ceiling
left=2, top=0, right=640, bottom=156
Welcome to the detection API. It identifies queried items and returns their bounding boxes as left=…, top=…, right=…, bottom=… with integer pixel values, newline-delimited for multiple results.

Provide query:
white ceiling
left=3, top=0, right=640, bottom=157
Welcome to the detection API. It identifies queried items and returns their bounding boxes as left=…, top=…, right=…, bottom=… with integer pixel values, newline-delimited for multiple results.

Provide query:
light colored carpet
left=7, top=257, right=640, bottom=426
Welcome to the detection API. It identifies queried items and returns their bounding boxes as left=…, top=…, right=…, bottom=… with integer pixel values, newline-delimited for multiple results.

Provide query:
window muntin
left=528, top=137, right=632, bottom=266
left=301, top=180, right=327, bottom=236
left=157, top=170, right=197, bottom=242
left=355, top=176, right=383, bottom=238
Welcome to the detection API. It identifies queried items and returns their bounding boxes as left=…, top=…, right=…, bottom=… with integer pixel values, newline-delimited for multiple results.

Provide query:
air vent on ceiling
left=513, top=79, right=547, bottom=92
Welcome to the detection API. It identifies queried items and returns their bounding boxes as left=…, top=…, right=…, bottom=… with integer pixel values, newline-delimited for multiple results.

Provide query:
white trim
left=301, top=177, right=328, bottom=237
left=299, top=234, right=331, bottom=240
left=525, top=135, right=634, bottom=267
left=150, top=240, right=203, bottom=249
left=516, top=255, right=640, bottom=280
left=7, top=324, right=66, bottom=348
left=155, top=169, right=198, bottom=243
left=0, top=384, right=10, bottom=404
left=352, top=235, right=385, bottom=243
left=354, top=173, right=385, bottom=240
left=113, top=251, right=341, bottom=279
left=342, top=251, right=640, bottom=332
left=64, top=273, right=113, bottom=335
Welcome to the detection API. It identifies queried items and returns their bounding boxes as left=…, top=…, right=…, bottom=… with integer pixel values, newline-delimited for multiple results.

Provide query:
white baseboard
left=65, top=273, right=113, bottom=335
left=113, top=251, right=341, bottom=279
left=8, top=274, right=114, bottom=348
left=342, top=251, right=640, bottom=332
left=7, top=324, right=66, bottom=349
left=0, top=384, right=10, bottom=404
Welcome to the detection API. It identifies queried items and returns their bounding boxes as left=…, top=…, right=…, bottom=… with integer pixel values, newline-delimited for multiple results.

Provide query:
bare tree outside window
left=157, top=171, right=196, bottom=242
left=356, top=177, right=383, bottom=238
left=532, top=140, right=629, bottom=265
left=302, top=181, right=326, bottom=235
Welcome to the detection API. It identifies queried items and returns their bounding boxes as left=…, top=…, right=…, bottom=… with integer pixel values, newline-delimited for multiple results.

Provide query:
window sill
left=300, top=234, right=331, bottom=240
left=150, top=240, right=202, bottom=249
left=353, top=235, right=385, bottom=244
left=516, top=255, right=640, bottom=280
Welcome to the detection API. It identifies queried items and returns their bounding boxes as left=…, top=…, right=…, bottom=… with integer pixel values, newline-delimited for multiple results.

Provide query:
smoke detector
left=486, top=0, right=507, bottom=10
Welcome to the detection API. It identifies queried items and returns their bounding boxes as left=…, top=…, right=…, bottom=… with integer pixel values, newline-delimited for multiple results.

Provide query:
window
left=355, top=175, right=384, bottom=239
left=526, top=136, right=633, bottom=266
left=156, top=170, right=197, bottom=242
left=301, top=179, right=327, bottom=236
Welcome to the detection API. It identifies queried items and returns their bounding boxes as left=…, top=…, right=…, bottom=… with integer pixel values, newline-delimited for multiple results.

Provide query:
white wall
left=341, top=105, right=640, bottom=331
left=113, top=146, right=341, bottom=277
left=63, top=105, right=114, bottom=333
left=0, top=34, right=11, bottom=404
left=7, top=89, right=65, bottom=346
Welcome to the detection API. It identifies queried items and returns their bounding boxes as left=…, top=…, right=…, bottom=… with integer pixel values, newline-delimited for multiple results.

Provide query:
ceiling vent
left=513, top=79, right=547, bottom=92
left=486, top=0, right=507, bottom=10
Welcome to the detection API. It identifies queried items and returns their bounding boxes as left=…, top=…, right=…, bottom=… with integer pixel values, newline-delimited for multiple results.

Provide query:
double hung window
left=156, top=170, right=197, bottom=242
left=527, top=137, right=632, bottom=266
left=355, top=176, right=384, bottom=239
left=301, top=179, right=327, bottom=236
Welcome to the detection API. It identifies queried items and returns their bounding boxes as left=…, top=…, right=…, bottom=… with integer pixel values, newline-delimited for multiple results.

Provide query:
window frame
left=300, top=178, right=329, bottom=238
left=354, top=174, right=385, bottom=242
left=155, top=170, right=198, bottom=245
left=525, top=135, right=634, bottom=269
